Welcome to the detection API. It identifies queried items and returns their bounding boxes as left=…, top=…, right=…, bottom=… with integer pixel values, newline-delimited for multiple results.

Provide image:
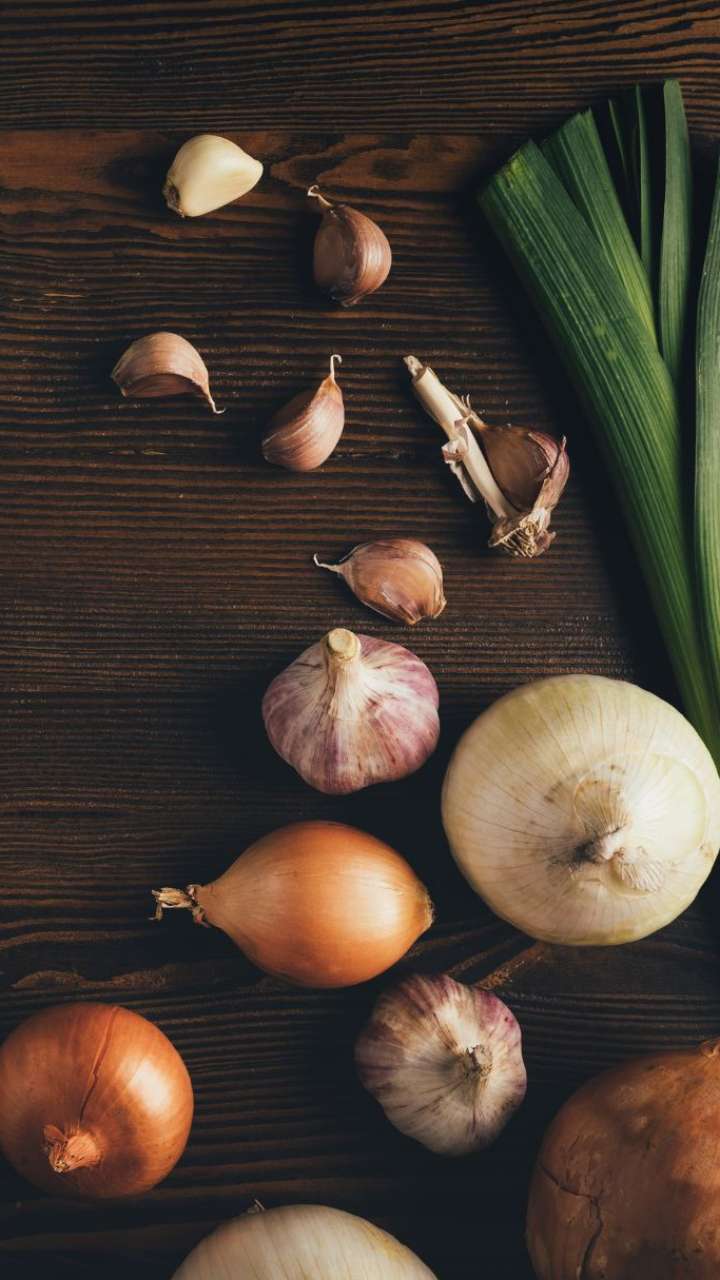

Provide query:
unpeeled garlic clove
left=111, top=332, right=222, bottom=413
left=262, top=626, right=439, bottom=794
left=356, top=973, right=527, bottom=1156
left=262, top=354, right=344, bottom=472
left=314, top=539, right=446, bottom=625
left=308, top=186, right=392, bottom=306
left=163, top=134, right=263, bottom=217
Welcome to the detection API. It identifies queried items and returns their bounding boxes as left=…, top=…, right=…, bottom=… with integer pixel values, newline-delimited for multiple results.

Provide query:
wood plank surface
left=2, top=4, right=720, bottom=1278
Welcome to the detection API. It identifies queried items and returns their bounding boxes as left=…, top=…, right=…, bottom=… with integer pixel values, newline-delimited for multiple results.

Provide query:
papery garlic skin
left=309, top=186, right=392, bottom=306
left=442, top=674, right=720, bottom=945
left=356, top=974, right=526, bottom=1156
left=262, top=627, right=440, bottom=794
left=164, top=134, right=263, bottom=217
left=262, top=354, right=344, bottom=471
left=314, top=539, right=446, bottom=625
left=173, top=1204, right=437, bottom=1279
left=112, top=332, right=221, bottom=413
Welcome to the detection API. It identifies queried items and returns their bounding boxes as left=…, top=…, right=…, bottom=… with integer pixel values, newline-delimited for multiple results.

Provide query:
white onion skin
left=173, top=1204, right=436, bottom=1279
left=442, top=674, right=720, bottom=945
left=192, top=820, right=434, bottom=988
left=0, top=1002, right=193, bottom=1199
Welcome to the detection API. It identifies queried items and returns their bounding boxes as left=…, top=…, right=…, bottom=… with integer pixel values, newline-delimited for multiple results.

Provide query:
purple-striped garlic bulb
left=356, top=973, right=527, bottom=1155
left=262, top=627, right=440, bottom=795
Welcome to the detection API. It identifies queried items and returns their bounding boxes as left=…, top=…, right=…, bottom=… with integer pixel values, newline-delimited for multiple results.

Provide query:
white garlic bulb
left=262, top=627, right=439, bottom=795
left=163, top=134, right=263, bottom=217
left=443, top=674, right=720, bottom=946
left=173, top=1204, right=436, bottom=1279
left=356, top=974, right=526, bottom=1155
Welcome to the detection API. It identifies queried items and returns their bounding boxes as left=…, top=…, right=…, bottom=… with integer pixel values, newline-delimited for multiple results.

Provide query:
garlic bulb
left=262, top=627, right=440, bottom=794
left=356, top=974, right=526, bottom=1155
left=308, top=186, right=392, bottom=306
left=442, top=674, right=720, bottom=945
left=163, top=134, right=263, bottom=217
left=173, top=1204, right=437, bottom=1279
left=112, top=332, right=221, bottom=413
left=314, top=539, right=446, bottom=625
left=262, top=354, right=344, bottom=471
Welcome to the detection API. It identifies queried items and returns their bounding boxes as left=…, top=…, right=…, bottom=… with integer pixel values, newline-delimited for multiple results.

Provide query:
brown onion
left=527, top=1040, right=720, bottom=1278
left=153, top=819, right=433, bottom=988
left=0, top=1002, right=193, bottom=1199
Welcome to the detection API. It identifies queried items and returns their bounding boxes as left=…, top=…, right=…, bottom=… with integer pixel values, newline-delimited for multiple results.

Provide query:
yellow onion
left=153, top=820, right=433, bottom=987
left=173, top=1204, right=436, bottom=1278
left=527, top=1041, right=720, bottom=1279
left=0, top=1002, right=193, bottom=1199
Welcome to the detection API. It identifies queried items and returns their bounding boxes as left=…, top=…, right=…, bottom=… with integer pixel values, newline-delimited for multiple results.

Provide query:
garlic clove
left=163, top=134, right=263, bottom=217
left=442, top=674, right=720, bottom=946
left=262, top=353, right=344, bottom=472
left=112, top=332, right=222, bottom=413
left=314, top=538, right=446, bottom=625
left=356, top=973, right=527, bottom=1156
left=308, top=186, right=392, bottom=306
left=262, top=627, right=440, bottom=794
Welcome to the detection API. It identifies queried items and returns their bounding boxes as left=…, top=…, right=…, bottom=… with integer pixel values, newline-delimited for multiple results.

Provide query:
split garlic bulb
left=356, top=974, right=526, bottom=1155
left=173, top=1204, right=436, bottom=1279
left=442, top=674, right=720, bottom=945
left=263, top=627, right=440, bottom=794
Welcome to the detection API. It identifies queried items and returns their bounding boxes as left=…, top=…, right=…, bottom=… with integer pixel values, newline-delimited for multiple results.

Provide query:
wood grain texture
left=4, top=0, right=720, bottom=136
left=2, top=4, right=720, bottom=1278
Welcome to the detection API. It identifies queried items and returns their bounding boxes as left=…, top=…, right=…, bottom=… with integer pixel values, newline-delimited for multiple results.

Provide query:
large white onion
left=173, top=1204, right=436, bottom=1279
left=442, top=674, right=720, bottom=945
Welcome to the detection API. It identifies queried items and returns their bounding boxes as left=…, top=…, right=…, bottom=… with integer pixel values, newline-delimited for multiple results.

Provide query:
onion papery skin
left=442, top=674, right=720, bottom=945
left=190, top=820, right=434, bottom=988
left=173, top=1204, right=437, bottom=1279
left=527, top=1042, right=720, bottom=1279
left=0, top=1002, right=193, bottom=1199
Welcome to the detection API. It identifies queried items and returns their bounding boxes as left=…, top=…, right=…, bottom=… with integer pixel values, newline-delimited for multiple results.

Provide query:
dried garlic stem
left=404, top=356, right=514, bottom=519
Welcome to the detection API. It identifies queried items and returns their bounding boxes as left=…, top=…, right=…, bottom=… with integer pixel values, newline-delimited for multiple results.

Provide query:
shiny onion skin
left=153, top=820, right=433, bottom=988
left=0, top=1002, right=193, bottom=1199
left=173, top=1204, right=437, bottom=1279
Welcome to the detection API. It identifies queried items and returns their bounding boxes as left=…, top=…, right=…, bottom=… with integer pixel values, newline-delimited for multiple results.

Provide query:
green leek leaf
left=659, top=80, right=692, bottom=386
left=542, top=109, right=656, bottom=341
left=479, top=142, right=718, bottom=759
left=632, top=85, right=654, bottom=281
left=695, top=159, right=720, bottom=714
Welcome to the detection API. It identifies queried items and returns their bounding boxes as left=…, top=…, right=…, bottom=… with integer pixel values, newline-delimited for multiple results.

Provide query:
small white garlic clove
left=111, top=332, right=222, bottom=413
left=308, top=186, right=392, bottom=307
left=262, top=354, right=344, bottom=472
left=262, top=626, right=440, bottom=794
left=163, top=134, right=263, bottom=217
left=314, top=538, right=446, bottom=625
left=356, top=973, right=527, bottom=1156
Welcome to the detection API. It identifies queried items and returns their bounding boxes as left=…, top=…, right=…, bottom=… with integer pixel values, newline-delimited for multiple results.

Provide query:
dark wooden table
left=3, top=3, right=720, bottom=1276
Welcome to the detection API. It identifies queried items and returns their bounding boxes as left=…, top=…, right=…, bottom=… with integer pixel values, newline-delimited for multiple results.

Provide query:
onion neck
left=44, top=1125, right=101, bottom=1175
left=577, top=823, right=664, bottom=893
left=152, top=885, right=206, bottom=924
left=581, top=825, right=630, bottom=863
